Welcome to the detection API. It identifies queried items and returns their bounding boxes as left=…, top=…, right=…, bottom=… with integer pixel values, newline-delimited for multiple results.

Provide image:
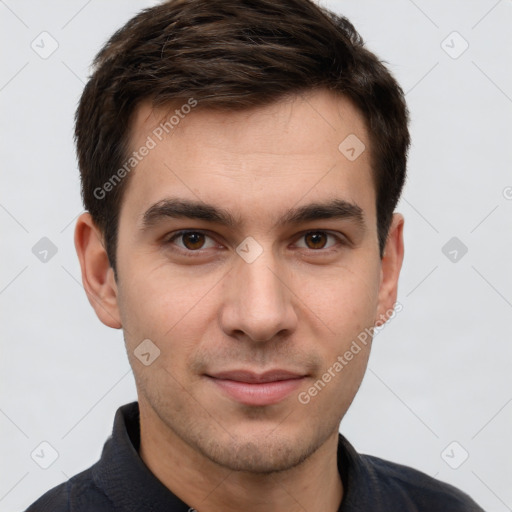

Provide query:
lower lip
left=208, top=377, right=305, bottom=406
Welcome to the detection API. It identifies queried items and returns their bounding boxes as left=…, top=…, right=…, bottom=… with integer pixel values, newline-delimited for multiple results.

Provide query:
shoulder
left=361, top=453, right=484, bottom=511
left=23, top=466, right=113, bottom=512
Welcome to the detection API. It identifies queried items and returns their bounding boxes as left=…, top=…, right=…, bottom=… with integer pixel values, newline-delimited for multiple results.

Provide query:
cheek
left=117, top=263, right=219, bottom=361
left=300, top=258, right=380, bottom=337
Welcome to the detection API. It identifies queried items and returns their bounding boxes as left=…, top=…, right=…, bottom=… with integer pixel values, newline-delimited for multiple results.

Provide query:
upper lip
left=207, top=370, right=306, bottom=383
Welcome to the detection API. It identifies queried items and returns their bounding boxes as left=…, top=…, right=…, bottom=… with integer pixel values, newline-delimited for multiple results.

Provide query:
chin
left=189, top=421, right=332, bottom=474
left=201, top=437, right=310, bottom=474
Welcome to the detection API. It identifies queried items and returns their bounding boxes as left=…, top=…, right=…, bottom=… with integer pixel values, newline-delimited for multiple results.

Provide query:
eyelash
left=163, top=229, right=347, bottom=258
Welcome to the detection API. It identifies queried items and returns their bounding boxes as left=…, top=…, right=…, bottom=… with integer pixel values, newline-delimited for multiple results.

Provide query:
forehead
left=121, top=89, right=376, bottom=231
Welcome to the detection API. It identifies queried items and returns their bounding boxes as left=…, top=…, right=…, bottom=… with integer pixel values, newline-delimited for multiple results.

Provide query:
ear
left=375, top=213, right=404, bottom=326
left=74, top=212, right=122, bottom=329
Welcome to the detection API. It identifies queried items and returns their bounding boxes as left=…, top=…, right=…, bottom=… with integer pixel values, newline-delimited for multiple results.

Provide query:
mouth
left=205, top=369, right=307, bottom=406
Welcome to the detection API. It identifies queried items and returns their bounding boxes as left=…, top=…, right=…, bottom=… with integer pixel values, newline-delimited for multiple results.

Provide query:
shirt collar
left=92, top=401, right=191, bottom=511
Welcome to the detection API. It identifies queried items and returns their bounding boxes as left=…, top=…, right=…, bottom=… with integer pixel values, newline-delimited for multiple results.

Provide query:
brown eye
left=164, top=230, right=218, bottom=258
left=304, top=232, right=328, bottom=249
left=295, top=231, right=342, bottom=251
left=181, top=232, right=206, bottom=250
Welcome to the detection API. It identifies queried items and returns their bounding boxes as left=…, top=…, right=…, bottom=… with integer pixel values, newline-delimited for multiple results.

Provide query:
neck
left=138, top=403, right=343, bottom=512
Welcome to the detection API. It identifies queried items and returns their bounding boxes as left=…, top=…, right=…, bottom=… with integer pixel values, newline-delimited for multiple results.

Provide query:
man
left=25, top=0, right=485, bottom=510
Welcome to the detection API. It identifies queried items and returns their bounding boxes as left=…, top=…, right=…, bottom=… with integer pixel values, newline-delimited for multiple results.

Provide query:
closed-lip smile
left=206, top=369, right=307, bottom=406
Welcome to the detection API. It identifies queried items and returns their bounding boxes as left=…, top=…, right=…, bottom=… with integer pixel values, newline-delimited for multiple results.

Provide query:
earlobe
left=375, top=213, right=405, bottom=326
left=74, top=212, right=122, bottom=329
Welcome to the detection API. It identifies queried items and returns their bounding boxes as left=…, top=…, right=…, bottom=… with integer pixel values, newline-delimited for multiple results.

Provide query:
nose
left=219, top=248, right=298, bottom=343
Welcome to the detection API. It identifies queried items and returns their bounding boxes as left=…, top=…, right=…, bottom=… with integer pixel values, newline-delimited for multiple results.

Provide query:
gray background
left=1, top=0, right=511, bottom=510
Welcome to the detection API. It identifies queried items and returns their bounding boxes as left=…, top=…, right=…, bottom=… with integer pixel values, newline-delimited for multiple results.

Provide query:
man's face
left=109, top=89, right=400, bottom=473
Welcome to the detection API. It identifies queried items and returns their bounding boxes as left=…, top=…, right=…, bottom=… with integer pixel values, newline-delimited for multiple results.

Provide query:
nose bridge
left=243, top=254, right=283, bottom=308
left=221, top=240, right=296, bottom=342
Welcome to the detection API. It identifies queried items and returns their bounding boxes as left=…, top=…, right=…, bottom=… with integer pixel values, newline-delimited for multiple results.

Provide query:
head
left=75, top=0, right=409, bottom=474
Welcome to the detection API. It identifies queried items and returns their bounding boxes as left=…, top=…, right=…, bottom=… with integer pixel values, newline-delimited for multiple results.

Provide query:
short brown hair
left=75, top=0, right=410, bottom=274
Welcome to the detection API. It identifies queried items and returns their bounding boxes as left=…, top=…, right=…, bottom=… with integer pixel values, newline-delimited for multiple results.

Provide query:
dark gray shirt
left=24, top=401, right=485, bottom=511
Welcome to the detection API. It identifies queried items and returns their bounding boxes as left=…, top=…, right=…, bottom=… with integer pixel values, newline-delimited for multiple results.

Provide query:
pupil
left=307, top=232, right=326, bottom=249
left=184, top=232, right=204, bottom=249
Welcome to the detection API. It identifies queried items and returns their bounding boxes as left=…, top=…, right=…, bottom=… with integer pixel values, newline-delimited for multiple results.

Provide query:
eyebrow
left=140, top=197, right=366, bottom=232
